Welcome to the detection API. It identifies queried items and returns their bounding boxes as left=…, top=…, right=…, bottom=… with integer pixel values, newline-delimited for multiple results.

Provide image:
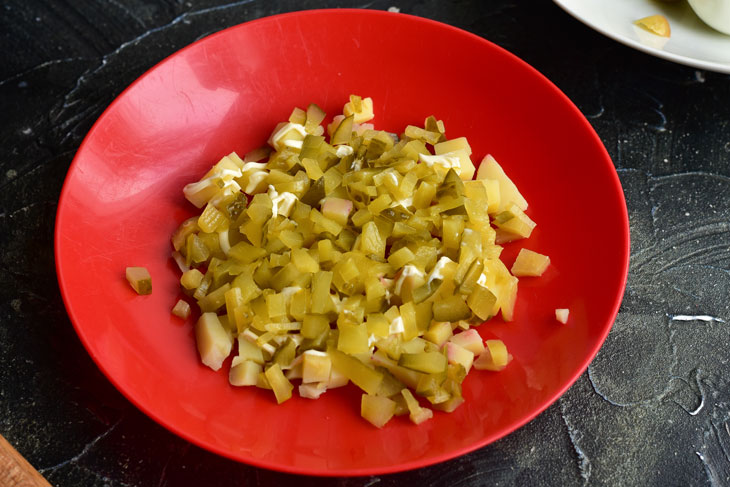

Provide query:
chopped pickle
left=180, top=268, right=204, bottom=290
left=376, top=368, right=406, bottom=397
left=337, top=322, right=370, bottom=354
left=265, top=363, right=294, bottom=403
left=330, top=349, right=382, bottom=395
left=289, top=107, right=306, bottom=125
left=305, top=103, right=326, bottom=133
left=302, top=350, right=331, bottom=383
left=398, top=352, right=448, bottom=374
left=416, top=373, right=444, bottom=397
left=171, top=299, right=191, bottom=319
left=344, top=95, right=374, bottom=123
left=401, top=388, right=433, bottom=425
left=474, top=339, right=512, bottom=371
left=301, top=314, right=328, bottom=339
left=432, top=295, right=471, bottom=322
left=172, top=95, right=539, bottom=426
left=423, top=321, right=453, bottom=347
left=172, top=217, right=199, bottom=251
left=332, top=114, right=354, bottom=146
left=467, top=285, right=497, bottom=321
left=126, top=266, right=152, bottom=295
left=361, top=394, right=396, bottom=428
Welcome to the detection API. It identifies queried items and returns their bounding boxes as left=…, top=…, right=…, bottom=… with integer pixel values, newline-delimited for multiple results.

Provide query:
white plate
left=554, top=0, right=730, bottom=73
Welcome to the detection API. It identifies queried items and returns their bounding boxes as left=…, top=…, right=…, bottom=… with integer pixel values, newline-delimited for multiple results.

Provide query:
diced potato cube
left=511, top=248, right=550, bottom=277
left=494, top=205, right=536, bottom=241
left=434, top=137, right=472, bottom=156
left=499, top=275, right=519, bottom=321
left=423, top=321, right=453, bottom=347
left=445, top=342, right=474, bottom=373
left=474, top=339, right=511, bottom=371
left=327, top=365, right=350, bottom=389
left=238, top=336, right=265, bottom=364
left=321, top=197, right=353, bottom=227
left=449, top=329, right=485, bottom=355
left=555, top=308, right=570, bottom=324
left=299, top=382, right=328, bottom=399
left=194, top=312, right=233, bottom=371
left=302, top=350, right=332, bottom=383
left=476, top=155, right=528, bottom=212
left=229, top=358, right=262, bottom=386
left=171, top=299, right=191, bottom=319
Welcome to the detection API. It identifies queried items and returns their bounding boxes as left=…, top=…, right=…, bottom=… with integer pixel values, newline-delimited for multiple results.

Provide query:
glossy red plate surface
left=55, top=9, right=629, bottom=476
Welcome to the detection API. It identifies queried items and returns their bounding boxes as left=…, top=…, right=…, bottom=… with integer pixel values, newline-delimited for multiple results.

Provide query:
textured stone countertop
left=2, top=1, right=729, bottom=485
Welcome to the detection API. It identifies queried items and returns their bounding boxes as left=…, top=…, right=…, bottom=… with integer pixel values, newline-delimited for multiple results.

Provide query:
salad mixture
left=169, top=95, right=549, bottom=427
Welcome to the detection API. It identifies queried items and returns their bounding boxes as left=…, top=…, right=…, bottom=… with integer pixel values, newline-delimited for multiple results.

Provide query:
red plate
left=55, top=9, right=629, bottom=476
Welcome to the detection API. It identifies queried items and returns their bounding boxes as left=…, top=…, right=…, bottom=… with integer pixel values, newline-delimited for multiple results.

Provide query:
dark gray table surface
left=2, top=1, right=729, bottom=485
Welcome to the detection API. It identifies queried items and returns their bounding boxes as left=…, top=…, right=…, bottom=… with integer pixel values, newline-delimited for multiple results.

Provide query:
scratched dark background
left=2, top=1, right=730, bottom=485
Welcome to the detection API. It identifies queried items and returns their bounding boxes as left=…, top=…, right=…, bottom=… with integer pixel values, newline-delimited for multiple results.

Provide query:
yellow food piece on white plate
left=634, top=14, right=671, bottom=37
